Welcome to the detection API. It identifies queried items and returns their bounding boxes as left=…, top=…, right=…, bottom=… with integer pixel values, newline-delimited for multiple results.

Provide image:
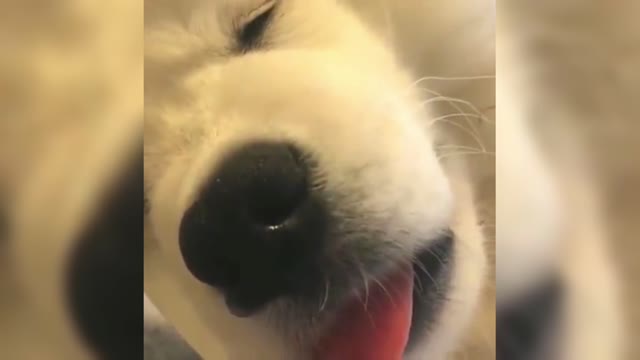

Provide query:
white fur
left=144, top=0, right=493, bottom=359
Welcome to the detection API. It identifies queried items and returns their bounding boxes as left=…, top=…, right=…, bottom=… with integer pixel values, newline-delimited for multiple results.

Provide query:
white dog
left=144, top=0, right=494, bottom=359
left=2, top=0, right=624, bottom=359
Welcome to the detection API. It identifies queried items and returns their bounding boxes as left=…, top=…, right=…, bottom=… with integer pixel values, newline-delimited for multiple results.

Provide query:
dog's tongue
left=314, top=266, right=414, bottom=360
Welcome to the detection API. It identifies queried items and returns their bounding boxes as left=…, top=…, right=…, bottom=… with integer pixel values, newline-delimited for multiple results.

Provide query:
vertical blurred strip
left=497, top=0, right=639, bottom=359
left=0, top=0, right=142, bottom=359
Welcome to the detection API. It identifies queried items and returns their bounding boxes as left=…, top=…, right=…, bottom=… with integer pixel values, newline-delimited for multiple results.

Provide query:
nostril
left=179, top=141, right=326, bottom=313
left=249, top=145, right=308, bottom=227
left=240, top=143, right=309, bottom=227
left=250, top=184, right=307, bottom=227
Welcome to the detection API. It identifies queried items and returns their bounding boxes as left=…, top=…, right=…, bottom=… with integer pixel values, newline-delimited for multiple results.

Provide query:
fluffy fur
left=144, top=0, right=494, bottom=359
left=0, top=0, right=629, bottom=359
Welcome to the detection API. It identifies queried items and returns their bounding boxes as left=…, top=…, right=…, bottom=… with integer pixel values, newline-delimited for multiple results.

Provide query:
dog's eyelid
left=242, top=0, right=277, bottom=24
left=235, top=0, right=277, bottom=51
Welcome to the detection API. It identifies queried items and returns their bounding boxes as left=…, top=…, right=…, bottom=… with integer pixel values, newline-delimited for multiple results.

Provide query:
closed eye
left=237, top=3, right=276, bottom=52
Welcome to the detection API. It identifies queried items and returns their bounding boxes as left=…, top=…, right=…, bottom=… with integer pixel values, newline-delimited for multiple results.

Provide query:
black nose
left=179, top=142, right=327, bottom=317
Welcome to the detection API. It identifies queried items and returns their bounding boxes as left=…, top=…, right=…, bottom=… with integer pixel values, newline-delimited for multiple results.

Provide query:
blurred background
left=0, top=0, right=142, bottom=358
left=499, top=0, right=640, bottom=359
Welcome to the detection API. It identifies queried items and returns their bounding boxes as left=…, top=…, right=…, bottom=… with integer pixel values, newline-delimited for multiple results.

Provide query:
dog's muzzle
left=179, top=141, right=328, bottom=317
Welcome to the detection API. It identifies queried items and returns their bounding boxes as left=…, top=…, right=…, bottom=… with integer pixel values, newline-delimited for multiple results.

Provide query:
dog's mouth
left=313, top=232, right=453, bottom=360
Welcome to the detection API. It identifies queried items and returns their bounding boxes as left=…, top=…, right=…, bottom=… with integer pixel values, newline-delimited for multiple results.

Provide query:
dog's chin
left=309, top=231, right=454, bottom=359
left=254, top=231, right=455, bottom=357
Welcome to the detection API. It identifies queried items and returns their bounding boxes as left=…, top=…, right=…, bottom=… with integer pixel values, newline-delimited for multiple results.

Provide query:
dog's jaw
left=405, top=177, right=487, bottom=360
left=144, top=0, right=490, bottom=358
left=145, top=180, right=484, bottom=360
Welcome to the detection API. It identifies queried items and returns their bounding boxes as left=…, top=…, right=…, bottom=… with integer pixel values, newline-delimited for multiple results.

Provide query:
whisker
left=437, top=151, right=494, bottom=160
left=372, top=277, right=397, bottom=308
left=414, top=271, right=424, bottom=294
left=411, top=74, right=495, bottom=88
left=426, top=112, right=486, bottom=127
left=357, top=291, right=378, bottom=329
left=355, top=261, right=371, bottom=311
left=436, top=144, right=488, bottom=153
left=319, top=277, right=330, bottom=312
left=418, top=94, right=489, bottom=153
left=416, top=88, right=492, bottom=156
left=413, top=259, right=441, bottom=293
left=418, top=92, right=491, bottom=124
left=425, top=112, right=486, bottom=152
left=424, top=247, right=447, bottom=269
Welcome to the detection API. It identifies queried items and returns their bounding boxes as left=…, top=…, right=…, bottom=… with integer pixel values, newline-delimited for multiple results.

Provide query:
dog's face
left=145, top=0, right=486, bottom=358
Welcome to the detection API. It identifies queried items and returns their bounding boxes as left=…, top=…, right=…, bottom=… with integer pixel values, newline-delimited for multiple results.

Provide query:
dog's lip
left=311, top=231, right=454, bottom=358
left=406, top=230, right=454, bottom=350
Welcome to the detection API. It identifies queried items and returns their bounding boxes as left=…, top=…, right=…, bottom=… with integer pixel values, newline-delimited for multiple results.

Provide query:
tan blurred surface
left=503, top=0, right=640, bottom=358
left=0, top=0, right=143, bottom=358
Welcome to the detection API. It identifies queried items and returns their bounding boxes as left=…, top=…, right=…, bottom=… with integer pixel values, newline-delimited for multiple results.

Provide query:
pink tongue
left=314, top=266, right=414, bottom=360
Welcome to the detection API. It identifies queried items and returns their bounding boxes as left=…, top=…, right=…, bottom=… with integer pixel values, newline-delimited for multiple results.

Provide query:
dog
left=0, top=0, right=628, bottom=358
left=144, top=0, right=494, bottom=359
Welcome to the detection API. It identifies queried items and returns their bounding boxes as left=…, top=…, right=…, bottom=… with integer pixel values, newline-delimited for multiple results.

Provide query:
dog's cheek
left=65, top=153, right=143, bottom=359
